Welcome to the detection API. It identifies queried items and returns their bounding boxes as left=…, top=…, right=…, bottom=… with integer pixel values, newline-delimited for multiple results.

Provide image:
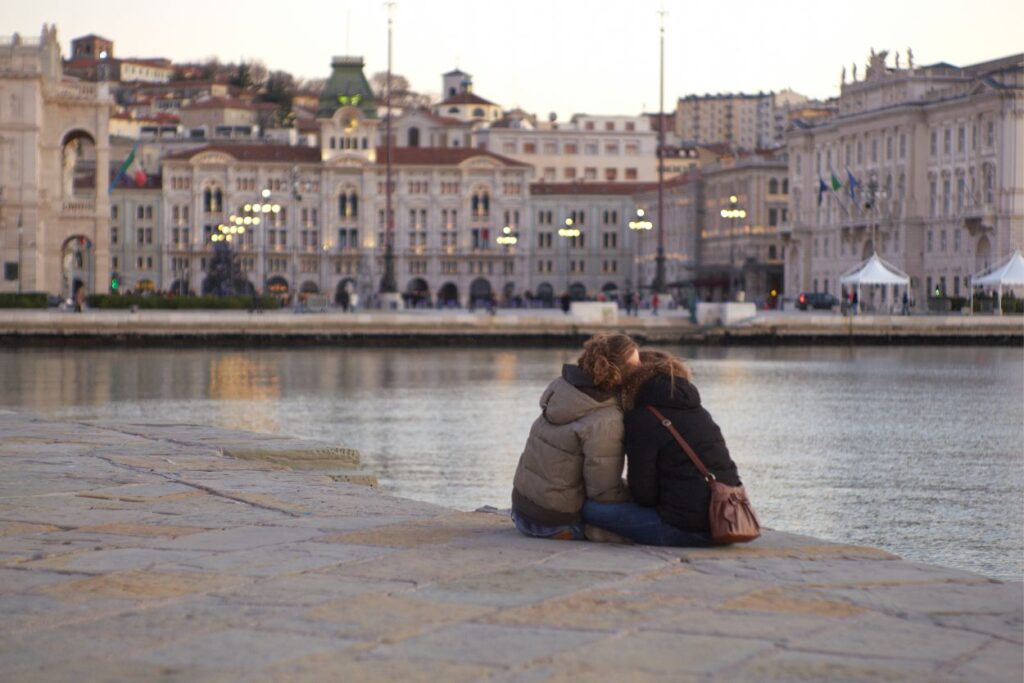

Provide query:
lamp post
left=720, top=194, right=746, bottom=300
left=558, top=217, right=580, bottom=294
left=628, top=208, right=653, bottom=290
left=654, top=7, right=667, bottom=294
left=380, top=0, right=398, bottom=297
left=224, top=188, right=280, bottom=298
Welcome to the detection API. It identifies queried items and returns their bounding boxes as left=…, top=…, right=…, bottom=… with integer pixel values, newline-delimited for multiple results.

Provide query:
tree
left=370, top=71, right=431, bottom=109
left=259, top=71, right=296, bottom=129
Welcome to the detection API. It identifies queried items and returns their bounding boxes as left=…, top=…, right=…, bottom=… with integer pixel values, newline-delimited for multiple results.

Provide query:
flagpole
left=654, top=6, right=666, bottom=294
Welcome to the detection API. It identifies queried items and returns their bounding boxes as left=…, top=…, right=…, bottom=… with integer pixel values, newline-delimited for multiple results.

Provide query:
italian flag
left=108, top=141, right=146, bottom=192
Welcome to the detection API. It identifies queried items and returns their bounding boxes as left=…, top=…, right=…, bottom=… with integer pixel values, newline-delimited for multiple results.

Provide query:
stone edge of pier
left=0, top=410, right=1021, bottom=682
left=0, top=309, right=1021, bottom=346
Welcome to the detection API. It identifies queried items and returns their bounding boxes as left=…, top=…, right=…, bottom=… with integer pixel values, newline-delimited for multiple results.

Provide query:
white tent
left=839, top=253, right=911, bottom=312
left=970, top=250, right=1024, bottom=315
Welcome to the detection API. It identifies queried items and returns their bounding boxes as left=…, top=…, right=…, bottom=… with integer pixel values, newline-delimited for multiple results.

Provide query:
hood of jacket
left=540, top=364, right=617, bottom=425
left=625, top=368, right=702, bottom=412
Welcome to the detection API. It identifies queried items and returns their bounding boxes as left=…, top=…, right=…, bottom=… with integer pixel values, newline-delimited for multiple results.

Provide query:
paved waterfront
left=0, top=411, right=1021, bottom=682
left=0, top=308, right=1021, bottom=344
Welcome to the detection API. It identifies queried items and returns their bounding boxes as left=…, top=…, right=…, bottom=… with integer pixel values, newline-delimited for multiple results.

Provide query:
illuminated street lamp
left=558, top=217, right=581, bottom=291
left=720, top=194, right=747, bottom=299
left=496, top=225, right=519, bottom=246
left=629, top=208, right=653, bottom=289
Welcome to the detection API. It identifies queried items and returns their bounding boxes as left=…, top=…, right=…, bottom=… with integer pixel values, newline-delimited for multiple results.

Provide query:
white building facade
left=0, top=26, right=112, bottom=299
left=785, top=51, right=1024, bottom=307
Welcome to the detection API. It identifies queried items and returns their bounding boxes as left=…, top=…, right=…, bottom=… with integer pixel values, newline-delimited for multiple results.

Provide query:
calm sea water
left=2, top=345, right=1021, bottom=581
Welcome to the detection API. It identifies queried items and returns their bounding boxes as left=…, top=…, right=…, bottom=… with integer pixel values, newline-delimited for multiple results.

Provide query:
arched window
left=350, top=193, right=358, bottom=217
left=213, top=189, right=222, bottom=212
left=782, top=178, right=789, bottom=194
left=472, top=107, right=485, bottom=118
left=339, top=194, right=347, bottom=217
left=203, top=188, right=212, bottom=212
left=408, top=127, right=420, bottom=147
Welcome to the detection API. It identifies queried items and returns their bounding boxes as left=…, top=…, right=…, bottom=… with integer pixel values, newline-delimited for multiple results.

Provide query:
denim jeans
left=511, top=509, right=585, bottom=541
left=581, top=500, right=711, bottom=547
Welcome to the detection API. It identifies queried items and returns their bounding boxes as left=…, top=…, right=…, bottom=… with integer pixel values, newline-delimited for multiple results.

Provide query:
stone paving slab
left=0, top=411, right=1021, bottom=682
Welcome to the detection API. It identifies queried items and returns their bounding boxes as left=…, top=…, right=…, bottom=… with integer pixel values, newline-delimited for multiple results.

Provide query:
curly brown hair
left=577, top=333, right=639, bottom=392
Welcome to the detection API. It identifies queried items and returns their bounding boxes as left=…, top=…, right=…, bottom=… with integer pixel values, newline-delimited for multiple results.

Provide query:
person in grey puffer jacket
left=511, top=333, right=640, bottom=540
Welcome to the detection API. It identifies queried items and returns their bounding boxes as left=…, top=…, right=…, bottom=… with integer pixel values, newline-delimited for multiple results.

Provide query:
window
left=564, top=167, right=577, bottom=180
left=943, top=128, right=951, bottom=154
left=886, top=136, right=893, bottom=160
left=871, top=138, right=878, bottom=163
left=111, top=205, right=118, bottom=219
left=942, top=178, right=951, bottom=216
left=111, top=227, right=118, bottom=244
left=957, top=126, right=965, bottom=153
left=782, top=179, right=789, bottom=194
left=584, top=143, right=598, bottom=155
left=986, top=121, right=995, bottom=147
left=564, top=142, right=578, bottom=154
left=899, top=133, right=907, bottom=159
left=769, top=208, right=778, bottom=226
left=523, top=142, right=536, bottom=154
left=940, top=230, right=947, bottom=252
left=604, top=142, right=619, bottom=155
left=584, top=167, right=596, bottom=180
left=604, top=168, right=618, bottom=181
left=769, top=178, right=779, bottom=194
left=137, top=206, right=144, bottom=220
left=543, top=141, right=557, bottom=155
left=927, top=230, right=933, bottom=252
left=930, top=131, right=938, bottom=156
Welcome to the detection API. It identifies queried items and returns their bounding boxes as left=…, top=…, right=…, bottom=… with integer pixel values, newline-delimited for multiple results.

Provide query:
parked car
left=796, top=292, right=840, bottom=311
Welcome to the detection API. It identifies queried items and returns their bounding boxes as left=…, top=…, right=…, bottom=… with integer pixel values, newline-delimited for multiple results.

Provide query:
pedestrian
left=561, top=292, right=572, bottom=315
left=581, top=350, right=749, bottom=546
left=511, top=333, right=640, bottom=541
left=73, top=284, right=86, bottom=313
left=651, top=292, right=660, bottom=316
left=901, top=290, right=910, bottom=316
left=851, top=289, right=859, bottom=315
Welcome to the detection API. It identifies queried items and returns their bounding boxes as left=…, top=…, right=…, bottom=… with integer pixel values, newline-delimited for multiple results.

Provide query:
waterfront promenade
left=0, top=411, right=1020, bottom=681
left=0, top=308, right=1021, bottom=345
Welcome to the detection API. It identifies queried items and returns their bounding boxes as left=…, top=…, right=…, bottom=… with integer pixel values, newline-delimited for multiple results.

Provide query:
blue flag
left=818, top=178, right=828, bottom=206
left=846, top=167, right=860, bottom=202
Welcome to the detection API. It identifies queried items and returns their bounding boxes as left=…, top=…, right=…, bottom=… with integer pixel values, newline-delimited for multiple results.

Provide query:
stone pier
left=0, top=411, right=1020, bottom=681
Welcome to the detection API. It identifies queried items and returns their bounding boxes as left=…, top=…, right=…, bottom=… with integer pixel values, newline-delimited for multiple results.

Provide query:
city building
left=64, top=34, right=173, bottom=83
left=785, top=50, right=1024, bottom=308
left=631, top=174, right=701, bottom=298
left=674, top=90, right=821, bottom=150
left=695, top=152, right=788, bottom=303
left=432, top=70, right=502, bottom=124
left=526, top=182, right=648, bottom=302
left=479, top=113, right=658, bottom=183
left=0, top=25, right=112, bottom=299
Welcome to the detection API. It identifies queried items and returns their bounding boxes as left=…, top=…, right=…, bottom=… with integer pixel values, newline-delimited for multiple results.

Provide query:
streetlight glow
left=261, top=189, right=271, bottom=199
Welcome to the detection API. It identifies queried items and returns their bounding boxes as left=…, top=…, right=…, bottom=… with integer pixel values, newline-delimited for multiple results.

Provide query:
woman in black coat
left=581, top=350, right=742, bottom=545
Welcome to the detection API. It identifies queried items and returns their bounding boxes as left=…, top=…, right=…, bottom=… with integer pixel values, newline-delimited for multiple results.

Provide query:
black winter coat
left=625, top=374, right=741, bottom=532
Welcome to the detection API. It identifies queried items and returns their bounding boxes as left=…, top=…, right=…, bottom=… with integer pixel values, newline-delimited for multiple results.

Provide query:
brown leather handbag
left=647, top=406, right=761, bottom=545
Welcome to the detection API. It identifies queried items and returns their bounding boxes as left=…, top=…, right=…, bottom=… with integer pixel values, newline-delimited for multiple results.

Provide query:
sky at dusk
left=6, top=0, right=1024, bottom=120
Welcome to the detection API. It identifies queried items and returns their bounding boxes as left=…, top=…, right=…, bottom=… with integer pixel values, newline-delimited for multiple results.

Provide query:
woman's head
left=577, top=333, right=640, bottom=392
left=621, top=350, right=694, bottom=409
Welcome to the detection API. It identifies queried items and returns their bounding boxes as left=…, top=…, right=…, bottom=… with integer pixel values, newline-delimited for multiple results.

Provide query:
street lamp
left=720, top=194, right=747, bottom=300
left=628, top=208, right=653, bottom=291
left=496, top=225, right=518, bottom=246
left=558, top=217, right=581, bottom=293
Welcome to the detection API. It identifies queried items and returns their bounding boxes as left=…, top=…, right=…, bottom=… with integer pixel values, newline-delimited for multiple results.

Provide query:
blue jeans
left=581, top=500, right=712, bottom=547
left=511, top=509, right=585, bottom=541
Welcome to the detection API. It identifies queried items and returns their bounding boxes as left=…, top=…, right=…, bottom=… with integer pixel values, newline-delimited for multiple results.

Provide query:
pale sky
left=7, top=0, right=1024, bottom=120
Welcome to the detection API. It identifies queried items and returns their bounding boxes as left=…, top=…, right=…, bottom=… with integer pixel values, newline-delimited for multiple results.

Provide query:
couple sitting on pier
left=512, top=333, right=748, bottom=546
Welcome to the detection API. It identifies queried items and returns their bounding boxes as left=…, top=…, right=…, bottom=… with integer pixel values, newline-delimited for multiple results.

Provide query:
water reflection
left=0, top=345, right=1020, bottom=580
